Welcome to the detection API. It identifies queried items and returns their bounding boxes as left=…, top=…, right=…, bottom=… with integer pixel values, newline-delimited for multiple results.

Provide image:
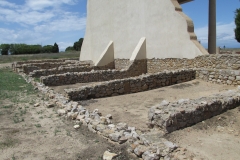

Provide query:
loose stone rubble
left=103, top=151, right=118, bottom=160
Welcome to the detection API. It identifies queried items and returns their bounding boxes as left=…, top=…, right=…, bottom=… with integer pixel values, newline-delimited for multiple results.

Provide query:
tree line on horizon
left=0, top=43, right=59, bottom=55
left=65, top=38, right=84, bottom=52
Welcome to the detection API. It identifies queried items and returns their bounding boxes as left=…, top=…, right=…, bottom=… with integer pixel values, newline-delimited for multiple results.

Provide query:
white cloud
left=0, top=0, right=86, bottom=51
left=0, top=0, right=83, bottom=25
left=0, top=28, right=51, bottom=44
left=34, top=15, right=86, bottom=32
left=57, top=42, right=74, bottom=51
left=25, top=0, right=77, bottom=11
left=0, top=28, right=74, bottom=51
left=195, top=22, right=237, bottom=47
left=0, top=0, right=18, bottom=8
left=0, top=28, right=18, bottom=42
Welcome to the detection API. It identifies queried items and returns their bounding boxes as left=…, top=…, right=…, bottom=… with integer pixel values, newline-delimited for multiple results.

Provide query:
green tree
left=42, top=45, right=53, bottom=53
left=10, top=44, right=42, bottom=54
left=235, top=8, right=240, bottom=43
left=73, top=38, right=84, bottom=51
left=0, top=44, right=10, bottom=55
left=65, top=46, right=75, bottom=52
left=52, top=42, right=59, bottom=53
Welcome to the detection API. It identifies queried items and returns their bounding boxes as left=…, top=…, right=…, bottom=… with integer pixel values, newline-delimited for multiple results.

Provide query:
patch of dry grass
left=0, top=51, right=79, bottom=63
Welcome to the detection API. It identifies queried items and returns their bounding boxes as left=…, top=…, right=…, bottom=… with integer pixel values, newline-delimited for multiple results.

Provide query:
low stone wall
left=40, top=60, right=147, bottom=86
left=19, top=70, right=178, bottom=160
left=114, top=59, right=132, bottom=70
left=65, top=69, right=195, bottom=101
left=148, top=88, right=240, bottom=133
left=196, top=69, right=240, bottom=85
left=29, top=62, right=115, bottom=78
left=12, top=58, right=78, bottom=71
left=22, top=61, right=87, bottom=74
left=147, top=54, right=240, bottom=73
left=147, top=58, right=193, bottom=73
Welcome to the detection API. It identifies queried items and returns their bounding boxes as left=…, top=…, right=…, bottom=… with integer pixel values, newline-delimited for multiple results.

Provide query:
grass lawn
left=0, top=68, right=36, bottom=102
left=0, top=51, right=79, bottom=63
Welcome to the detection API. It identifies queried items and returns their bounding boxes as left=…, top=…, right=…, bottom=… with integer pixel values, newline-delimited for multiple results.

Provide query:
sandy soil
left=52, top=80, right=235, bottom=132
left=0, top=65, right=136, bottom=160
left=166, top=107, right=240, bottom=160
left=0, top=63, right=12, bottom=69
left=0, top=97, right=135, bottom=160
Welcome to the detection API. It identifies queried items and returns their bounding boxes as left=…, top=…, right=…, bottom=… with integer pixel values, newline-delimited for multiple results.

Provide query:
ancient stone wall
left=29, top=62, right=115, bottom=78
left=194, top=54, right=240, bottom=70
left=40, top=60, right=147, bottom=86
left=147, top=58, right=193, bottom=73
left=114, top=59, right=131, bottom=70
left=12, top=58, right=78, bottom=71
left=196, top=69, right=240, bottom=85
left=147, top=54, right=240, bottom=73
left=22, top=61, right=87, bottom=74
left=19, top=69, right=178, bottom=160
left=65, top=69, right=195, bottom=101
left=148, top=88, right=240, bottom=133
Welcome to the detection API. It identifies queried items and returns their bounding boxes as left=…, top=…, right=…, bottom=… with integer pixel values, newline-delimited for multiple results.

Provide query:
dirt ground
left=0, top=64, right=136, bottom=160
left=2, top=62, right=240, bottom=160
left=166, top=106, right=240, bottom=160
left=52, top=80, right=235, bottom=132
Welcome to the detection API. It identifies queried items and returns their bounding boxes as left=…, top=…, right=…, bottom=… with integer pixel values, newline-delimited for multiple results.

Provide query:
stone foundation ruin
left=10, top=0, right=234, bottom=158
left=12, top=53, right=240, bottom=159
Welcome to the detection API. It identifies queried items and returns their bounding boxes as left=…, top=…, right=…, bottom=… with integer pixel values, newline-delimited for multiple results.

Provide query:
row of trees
left=0, top=43, right=59, bottom=55
left=65, top=38, right=84, bottom=52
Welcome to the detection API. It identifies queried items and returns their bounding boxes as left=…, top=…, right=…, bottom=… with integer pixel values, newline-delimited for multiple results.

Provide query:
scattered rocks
left=74, top=125, right=80, bottom=129
left=34, top=103, right=40, bottom=107
left=109, top=132, right=122, bottom=142
left=134, top=145, right=148, bottom=157
left=44, top=102, right=54, bottom=108
left=57, top=109, right=66, bottom=116
left=119, top=136, right=128, bottom=144
left=103, top=151, right=118, bottom=160
left=116, top=123, right=128, bottom=131
left=142, top=151, right=160, bottom=160
left=106, top=114, right=113, bottom=119
left=67, top=112, right=78, bottom=120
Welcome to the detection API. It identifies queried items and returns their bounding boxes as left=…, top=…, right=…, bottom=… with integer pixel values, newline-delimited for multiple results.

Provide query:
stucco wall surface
left=80, top=0, right=206, bottom=63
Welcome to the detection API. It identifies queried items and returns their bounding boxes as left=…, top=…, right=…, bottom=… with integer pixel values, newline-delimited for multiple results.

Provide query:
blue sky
left=0, top=0, right=239, bottom=51
left=182, top=0, right=239, bottom=48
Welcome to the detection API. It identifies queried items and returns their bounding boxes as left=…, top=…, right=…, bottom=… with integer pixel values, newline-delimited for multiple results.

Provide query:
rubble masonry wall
left=148, top=89, right=240, bottom=133
left=65, top=69, right=195, bottom=101
left=40, top=60, right=147, bottom=86
left=147, top=54, right=240, bottom=73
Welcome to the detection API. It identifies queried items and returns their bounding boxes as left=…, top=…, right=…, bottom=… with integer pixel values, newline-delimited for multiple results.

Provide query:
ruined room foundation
left=12, top=54, right=240, bottom=159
